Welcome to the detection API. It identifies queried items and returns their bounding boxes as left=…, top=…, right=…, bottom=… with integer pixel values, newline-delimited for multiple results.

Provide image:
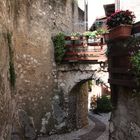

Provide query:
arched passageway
left=57, top=64, right=110, bottom=132
left=68, top=81, right=89, bottom=130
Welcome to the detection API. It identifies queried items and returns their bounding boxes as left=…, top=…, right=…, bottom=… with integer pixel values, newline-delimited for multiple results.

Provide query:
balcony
left=62, top=36, right=107, bottom=63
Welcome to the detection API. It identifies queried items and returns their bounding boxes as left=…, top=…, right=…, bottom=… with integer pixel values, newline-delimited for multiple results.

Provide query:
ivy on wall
left=131, top=51, right=140, bottom=74
left=131, top=51, right=140, bottom=88
left=7, top=32, right=16, bottom=88
left=53, top=33, right=66, bottom=63
left=107, top=36, right=140, bottom=88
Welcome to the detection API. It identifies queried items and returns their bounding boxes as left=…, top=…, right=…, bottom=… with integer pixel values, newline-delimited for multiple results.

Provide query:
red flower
left=106, top=10, right=135, bottom=29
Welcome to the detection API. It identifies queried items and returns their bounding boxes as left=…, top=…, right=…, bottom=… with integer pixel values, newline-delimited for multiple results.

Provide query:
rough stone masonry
left=0, top=0, right=85, bottom=139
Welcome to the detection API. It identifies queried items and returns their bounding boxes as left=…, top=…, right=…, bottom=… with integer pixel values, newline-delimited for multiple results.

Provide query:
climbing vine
left=129, top=36, right=140, bottom=86
left=7, top=32, right=16, bottom=88
left=53, top=33, right=66, bottom=63
left=131, top=50, right=140, bottom=86
left=131, top=51, right=140, bottom=74
left=106, top=36, right=140, bottom=89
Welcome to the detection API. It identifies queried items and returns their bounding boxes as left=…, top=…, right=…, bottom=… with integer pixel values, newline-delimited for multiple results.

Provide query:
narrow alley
left=38, top=113, right=110, bottom=140
left=1, top=0, right=140, bottom=140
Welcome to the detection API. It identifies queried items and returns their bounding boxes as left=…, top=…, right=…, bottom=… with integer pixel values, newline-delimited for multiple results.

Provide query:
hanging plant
left=53, top=33, right=66, bottom=63
left=106, top=10, right=135, bottom=29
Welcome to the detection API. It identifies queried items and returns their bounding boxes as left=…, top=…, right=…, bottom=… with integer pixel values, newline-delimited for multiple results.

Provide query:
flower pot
left=109, top=25, right=132, bottom=40
left=71, top=36, right=80, bottom=40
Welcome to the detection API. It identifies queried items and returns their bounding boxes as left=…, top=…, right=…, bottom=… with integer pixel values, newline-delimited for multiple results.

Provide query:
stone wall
left=0, top=0, right=84, bottom=139
left=78, top=7, right=85, bottom=33
left=0, top=28, right=15, bottom=140
left=109, top=87, right=140, bottom=140
left=57, top=64, right=102, bottom=131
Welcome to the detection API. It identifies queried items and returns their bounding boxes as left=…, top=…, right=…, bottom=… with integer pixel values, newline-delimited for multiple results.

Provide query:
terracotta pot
left=109, top=25, right=132, bottom=40
left=71, top=36, right=80, bottom=40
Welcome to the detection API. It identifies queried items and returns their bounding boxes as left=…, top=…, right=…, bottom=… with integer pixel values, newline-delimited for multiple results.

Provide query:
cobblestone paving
left=37, top=113, right=110, bottom=140
left=79, top=114, right=106, bottom=140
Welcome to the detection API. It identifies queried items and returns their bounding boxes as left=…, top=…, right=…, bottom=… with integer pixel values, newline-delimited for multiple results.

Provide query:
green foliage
left=96, top=28, right=109, bottom=35
left=83, top=31, right=97, bottom=38
left=71, top=32, right=81, bottom=37
left=131, top=51, right=140, bottom=74
left=96, top=95, right=112, bottom=113
left=7, top=32, right=16, bottom=88
left=83, top=29, right=108, bottom=38
left=53, top=33, right=66, bottom=63
left=131, top=51, right=140, bottom=85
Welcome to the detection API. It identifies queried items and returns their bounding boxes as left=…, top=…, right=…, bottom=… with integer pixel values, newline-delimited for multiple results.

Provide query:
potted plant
left=83, top=31, right=97, bottom=44
left=106, top=10, right=135, bottom=40
left=70, top=32, right=81, bottom=40
left=83, top=31, right=97, bottom=38
left=83, top=30, right=106, bottom=44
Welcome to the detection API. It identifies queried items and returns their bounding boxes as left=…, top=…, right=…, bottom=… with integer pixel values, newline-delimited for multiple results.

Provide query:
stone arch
left=58, top=64, right=101, bottom=95
left=57, top=64, right=103, bottom=129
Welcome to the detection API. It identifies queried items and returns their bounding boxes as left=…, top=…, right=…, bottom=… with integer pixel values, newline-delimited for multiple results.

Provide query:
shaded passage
left=79, top=114, right=106, bottom=140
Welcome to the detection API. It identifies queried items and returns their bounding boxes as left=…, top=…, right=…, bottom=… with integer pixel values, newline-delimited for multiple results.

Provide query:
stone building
left=0, top=0, right=85, bottom=139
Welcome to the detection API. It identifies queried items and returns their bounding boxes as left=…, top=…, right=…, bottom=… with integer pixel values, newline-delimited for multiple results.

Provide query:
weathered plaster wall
left=110, top=88, right=140, bottom=140
left=0, top=0, right=83, bottom=139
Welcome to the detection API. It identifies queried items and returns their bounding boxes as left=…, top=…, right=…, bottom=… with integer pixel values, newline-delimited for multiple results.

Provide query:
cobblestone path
left=79, top=114, right=106, bottom=140
left=38, top=113, right=108, bottom=140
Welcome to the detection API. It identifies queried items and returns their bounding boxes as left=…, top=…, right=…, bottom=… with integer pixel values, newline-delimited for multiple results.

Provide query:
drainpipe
left=84, top=0, right=88, bottom=31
